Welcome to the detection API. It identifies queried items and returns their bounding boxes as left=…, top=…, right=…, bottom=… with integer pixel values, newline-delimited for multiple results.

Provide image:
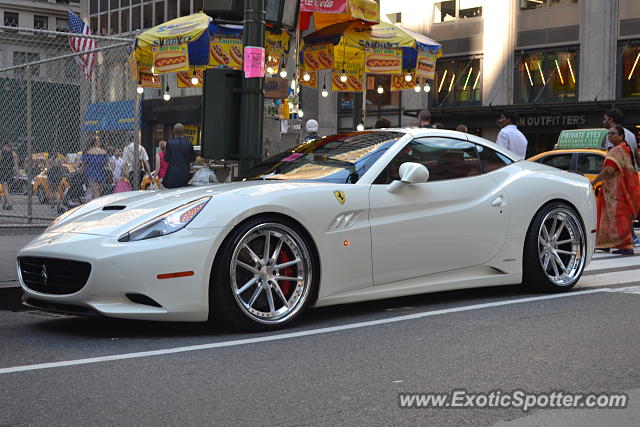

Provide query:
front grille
left=19, top=257, right=91, bottom=295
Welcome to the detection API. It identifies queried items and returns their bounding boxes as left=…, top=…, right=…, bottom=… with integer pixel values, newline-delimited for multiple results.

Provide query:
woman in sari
left=592, top=125, right=640, bottom=255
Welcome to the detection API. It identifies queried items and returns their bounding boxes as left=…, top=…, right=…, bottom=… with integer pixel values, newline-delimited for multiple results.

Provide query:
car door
left=368, top=136, right=510, bottom=286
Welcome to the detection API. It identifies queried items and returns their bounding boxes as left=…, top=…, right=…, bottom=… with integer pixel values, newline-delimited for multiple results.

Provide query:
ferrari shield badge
left=334, top=191, right=346, bottom=205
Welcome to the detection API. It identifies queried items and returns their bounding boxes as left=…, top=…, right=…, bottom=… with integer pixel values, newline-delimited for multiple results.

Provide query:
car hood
left=46, top=180, right=338, bottom=237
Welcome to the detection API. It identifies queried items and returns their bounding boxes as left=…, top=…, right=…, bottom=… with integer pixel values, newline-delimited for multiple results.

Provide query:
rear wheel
left=523, top=202, right=586, bottom=292
left=210, top=216, right=317, bottom=331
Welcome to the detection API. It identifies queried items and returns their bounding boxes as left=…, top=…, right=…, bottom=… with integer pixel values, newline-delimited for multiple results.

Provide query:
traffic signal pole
left=238, top=0, right=265, bottom=175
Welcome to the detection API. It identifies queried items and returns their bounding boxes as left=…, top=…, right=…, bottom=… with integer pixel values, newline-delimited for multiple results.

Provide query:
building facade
left=332, top=0, right=640, bottom=157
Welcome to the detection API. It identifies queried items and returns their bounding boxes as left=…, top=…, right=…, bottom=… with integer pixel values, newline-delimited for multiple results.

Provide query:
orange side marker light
left=157, top=271, right=195, bottom=280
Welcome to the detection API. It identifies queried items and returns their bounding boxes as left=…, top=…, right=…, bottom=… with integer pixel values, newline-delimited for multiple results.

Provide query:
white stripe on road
left=0, top=289, right=606, bottom=375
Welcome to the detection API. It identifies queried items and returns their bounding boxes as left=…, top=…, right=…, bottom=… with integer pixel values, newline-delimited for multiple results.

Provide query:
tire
left=522, top=202, right=587, bottom=292
left=209, top=216, right=318, bottom=331
left=37, top=186, right=47, bottom=204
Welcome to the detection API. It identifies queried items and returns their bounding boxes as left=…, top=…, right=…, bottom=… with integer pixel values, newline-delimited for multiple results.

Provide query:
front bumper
left=17, top=227, right=230, bottom=322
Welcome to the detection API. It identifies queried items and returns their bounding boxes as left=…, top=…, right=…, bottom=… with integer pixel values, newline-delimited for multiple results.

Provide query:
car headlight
left=118, top=197, right=210, bottom=242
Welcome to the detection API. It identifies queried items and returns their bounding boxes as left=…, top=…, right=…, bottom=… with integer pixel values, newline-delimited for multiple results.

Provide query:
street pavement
left=0, top=233, right=639, bottom=425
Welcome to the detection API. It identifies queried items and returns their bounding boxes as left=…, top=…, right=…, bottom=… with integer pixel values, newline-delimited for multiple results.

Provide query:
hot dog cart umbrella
left=298, top=0, right=380, bottom=31
left=301, top=20, right=442, bottom=93
left=135, top=12, right=212, bottom=86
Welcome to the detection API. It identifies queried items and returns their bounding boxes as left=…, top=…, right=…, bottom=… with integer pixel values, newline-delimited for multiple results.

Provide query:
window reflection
left=515, top=50, right=577, bottom=104
left=434, top=58, right=482, bottom=107
left=621, top=44, right=640, bottom=99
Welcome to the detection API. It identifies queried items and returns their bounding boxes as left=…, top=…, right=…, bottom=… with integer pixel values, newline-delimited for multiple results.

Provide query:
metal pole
left=353, top=89, right=363, bottom=130
left=238, top=0, right=265, bottom=175
left=26, top=65, right=33, bottom=224
left=133, top=89, right=141, bottom=190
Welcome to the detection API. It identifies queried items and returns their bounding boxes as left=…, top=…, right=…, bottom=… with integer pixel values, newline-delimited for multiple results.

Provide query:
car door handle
left=491, top=196, right=506, bottom=207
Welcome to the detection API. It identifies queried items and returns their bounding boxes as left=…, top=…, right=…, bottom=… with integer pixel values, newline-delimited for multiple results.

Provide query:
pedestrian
left=603, top=108, right=640, bottom=246
left=303, top=119, right=319, bottom=141
left=456, top=124, right=468, bottom=133
left=0, top=142, right=19, bottom=210
left=591, top=125, right=640, bottom=255
left=603, top=108, right=638, bottom=160
left=496, top=112, right=528, bottom=159
left=417, top=109, right=431, bottom=128
left=121, top=137, right=152, bottom=188
left=374, top=118, right=391, bottom=129
left=81, top=138, right=108, bottom=200
left=46, top=153, right=66, bottom=206
left=152, top=140, right=169, bottom=187
left=163, top=123, right=196, bottom=189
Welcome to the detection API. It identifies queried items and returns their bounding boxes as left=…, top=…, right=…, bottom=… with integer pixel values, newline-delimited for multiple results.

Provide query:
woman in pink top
left=153, top=140, right=169, bottom=187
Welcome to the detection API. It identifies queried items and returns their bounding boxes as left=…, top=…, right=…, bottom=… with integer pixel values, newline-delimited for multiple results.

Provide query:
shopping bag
left=114, top=178, right=133, bottom=193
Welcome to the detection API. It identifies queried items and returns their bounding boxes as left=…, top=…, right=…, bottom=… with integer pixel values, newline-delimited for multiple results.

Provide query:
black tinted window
left=538, top=154, right=572, bottom=170
left=477, top=144, right=512, bottom=172
left=577, top=153, right=604, bottom=175
left=376, top=137, right=482, bottom=184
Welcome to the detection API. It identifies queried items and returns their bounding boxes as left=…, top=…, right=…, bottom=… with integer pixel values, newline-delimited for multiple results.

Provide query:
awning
left=82, top=100, right=138, bottom=131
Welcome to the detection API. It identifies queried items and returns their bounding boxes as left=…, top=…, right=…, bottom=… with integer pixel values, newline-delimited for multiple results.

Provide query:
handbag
left=114, top=178, right=133, bottom=193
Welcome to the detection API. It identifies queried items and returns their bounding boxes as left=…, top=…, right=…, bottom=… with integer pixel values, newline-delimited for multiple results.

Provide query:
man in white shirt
left=121, top=140, right=151, bottom=184
left=496, top=112, right=528, bottom=159
left=603, top=108, right=638, bottom=161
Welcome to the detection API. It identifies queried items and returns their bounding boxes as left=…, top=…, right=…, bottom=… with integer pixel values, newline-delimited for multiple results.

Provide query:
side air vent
left=126, top=293, right=162, bottom=308
left=103, top=205, right=126, bottom=211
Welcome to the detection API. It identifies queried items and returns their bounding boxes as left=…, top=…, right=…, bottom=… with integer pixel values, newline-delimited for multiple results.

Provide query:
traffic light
left=200, top=68, right=242, bottom=160
left=203, top=0, right=299, bottom=29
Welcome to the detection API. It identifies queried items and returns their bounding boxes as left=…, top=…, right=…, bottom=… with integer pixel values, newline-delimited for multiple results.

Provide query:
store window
left=434, top=0, right=482, bottom=23
left=515, top=49, right=578, bottom=104
left=520, top=0, right=578, bottom=10
left=620, top=44, right=640, bottom=99
left=434, top=57, right=482, bottom=108
left=56, top=18, right=69, bottom=32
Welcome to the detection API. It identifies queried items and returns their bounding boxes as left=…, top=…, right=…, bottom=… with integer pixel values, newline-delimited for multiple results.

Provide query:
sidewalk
left=0, top=233, right=38, bottom=310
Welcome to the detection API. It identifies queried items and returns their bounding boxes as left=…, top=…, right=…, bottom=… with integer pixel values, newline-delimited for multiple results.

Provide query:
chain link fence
left=0, top=26, right=136, bottom=227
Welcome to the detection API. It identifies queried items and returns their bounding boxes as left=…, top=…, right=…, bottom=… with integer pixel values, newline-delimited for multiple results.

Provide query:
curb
left=0, top=284, right=23, bottom=311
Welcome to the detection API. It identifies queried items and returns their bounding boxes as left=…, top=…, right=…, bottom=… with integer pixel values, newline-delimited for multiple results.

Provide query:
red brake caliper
left=277, top=250, right=293, bottom=298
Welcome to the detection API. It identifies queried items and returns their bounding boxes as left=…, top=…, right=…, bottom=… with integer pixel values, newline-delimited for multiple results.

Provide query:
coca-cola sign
left=299, top=0, right=348, bottom=13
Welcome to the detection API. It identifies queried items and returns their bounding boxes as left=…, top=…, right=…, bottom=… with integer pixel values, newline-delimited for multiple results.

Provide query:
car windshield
left=240, top=131, right=404, bottom=183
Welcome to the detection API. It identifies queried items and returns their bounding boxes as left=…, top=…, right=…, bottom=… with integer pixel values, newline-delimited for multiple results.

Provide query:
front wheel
left=210, top=217, right=317, bottom=331
left=523, top=202, right=586, bottom=292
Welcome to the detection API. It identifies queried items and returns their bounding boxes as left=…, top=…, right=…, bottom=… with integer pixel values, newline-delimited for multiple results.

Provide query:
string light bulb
left=303, top=72, right=311, bottom=81
left=414, top=84, right=421, bottom=93
left=377, top=84, right=384, bottom=94
left=321, top=83, right=328, bottom=97
left=298, top=109, right=304, bottom=118
left=291, top=75, right=296, bottom=90
left=190, top=71, right=198, bottom=85
left=136, top=81, right=144, bottom=94
left=280, top=69, right=287, bottom=78
left=163, top=84, right=170, bottom=101
left=340, top=68, right=348, bottom=83
left=405, top=73, right=412, bottom=82
left=356, top=123, right=365, bottom=131
left=424, top=83, right=431, bottom=93
left=266, top=66, right=274, bottom=75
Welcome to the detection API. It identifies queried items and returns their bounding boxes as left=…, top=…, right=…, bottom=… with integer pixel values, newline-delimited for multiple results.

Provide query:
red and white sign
left=300, top=0, right=348, bottom=14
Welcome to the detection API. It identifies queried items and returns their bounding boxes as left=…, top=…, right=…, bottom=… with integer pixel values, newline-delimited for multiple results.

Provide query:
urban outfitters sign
left=518, top=114, right=587, bottom=127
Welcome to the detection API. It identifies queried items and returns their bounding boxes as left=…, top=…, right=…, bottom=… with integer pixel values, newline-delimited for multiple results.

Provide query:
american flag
left=67, top=10, right=95, bottom=81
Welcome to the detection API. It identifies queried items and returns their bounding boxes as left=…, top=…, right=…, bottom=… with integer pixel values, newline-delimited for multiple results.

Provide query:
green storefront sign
left=556, top=129, right=607, bottom=149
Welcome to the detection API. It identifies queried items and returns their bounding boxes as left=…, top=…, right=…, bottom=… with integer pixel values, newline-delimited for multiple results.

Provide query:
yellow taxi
left=33, top=164, right=72, bottom=204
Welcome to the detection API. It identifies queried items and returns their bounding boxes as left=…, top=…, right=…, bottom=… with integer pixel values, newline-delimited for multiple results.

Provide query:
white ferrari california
left=18, top=129, right=596, bottom=330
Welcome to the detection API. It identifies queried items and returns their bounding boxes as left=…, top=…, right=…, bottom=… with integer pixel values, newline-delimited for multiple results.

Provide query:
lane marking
left=0, top=289, right=606, bottom=375
left=604, top=285, right=640, bottom=294
left=583, top=265, right=640, bottom=277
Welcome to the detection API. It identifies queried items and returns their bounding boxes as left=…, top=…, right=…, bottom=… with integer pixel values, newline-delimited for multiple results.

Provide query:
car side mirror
left=387, top=162, right=430, bottom=193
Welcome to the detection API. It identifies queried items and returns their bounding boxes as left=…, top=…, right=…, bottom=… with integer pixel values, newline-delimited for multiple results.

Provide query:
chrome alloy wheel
left=229, top=223, right=312, bottom=324
left=537, top=207, right=586, bottom=286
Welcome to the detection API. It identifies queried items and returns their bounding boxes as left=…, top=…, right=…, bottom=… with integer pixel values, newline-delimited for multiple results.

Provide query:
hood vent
left=102, top=205, right=126, bottom=211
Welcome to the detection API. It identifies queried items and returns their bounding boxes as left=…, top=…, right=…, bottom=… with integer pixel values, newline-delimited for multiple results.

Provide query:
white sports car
left=18, top=129, right=596, bottom=330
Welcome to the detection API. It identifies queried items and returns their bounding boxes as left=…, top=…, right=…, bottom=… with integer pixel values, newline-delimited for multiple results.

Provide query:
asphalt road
left=1, top=253, right=640, bottom=426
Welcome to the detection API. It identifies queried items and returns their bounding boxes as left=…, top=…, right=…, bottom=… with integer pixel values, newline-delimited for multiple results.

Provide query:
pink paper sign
left=244, top=46, right=265, bottom=78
